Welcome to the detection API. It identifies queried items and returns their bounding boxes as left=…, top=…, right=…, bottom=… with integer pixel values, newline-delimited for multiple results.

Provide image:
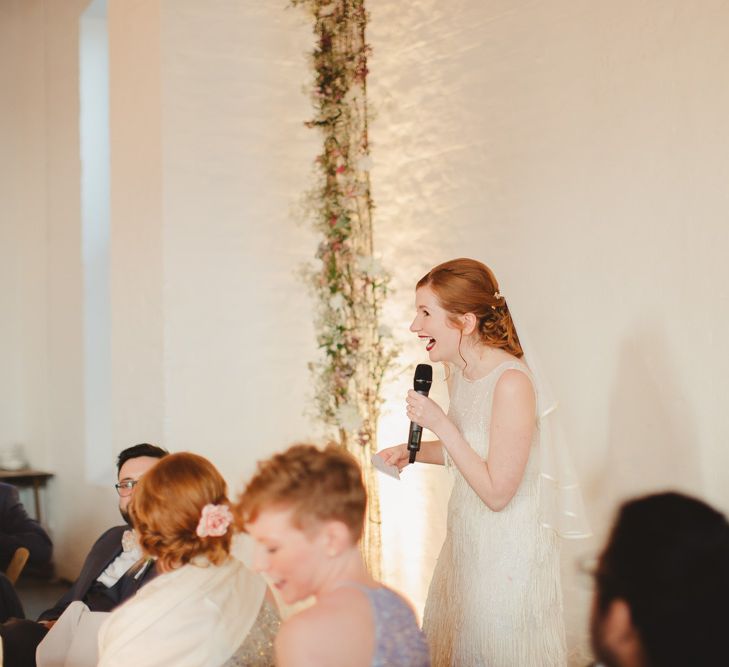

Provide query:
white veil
left=506, top=297, right=592, bottom=540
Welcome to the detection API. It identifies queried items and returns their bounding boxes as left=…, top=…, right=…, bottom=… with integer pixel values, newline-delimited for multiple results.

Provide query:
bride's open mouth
left=419, top=335, right=436, bottom=352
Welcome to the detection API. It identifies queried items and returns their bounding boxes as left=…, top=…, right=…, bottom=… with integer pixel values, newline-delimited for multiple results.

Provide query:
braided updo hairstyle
left=417, top=258, right=523, bottom=358
left=130, top=452, right=232, bottom=571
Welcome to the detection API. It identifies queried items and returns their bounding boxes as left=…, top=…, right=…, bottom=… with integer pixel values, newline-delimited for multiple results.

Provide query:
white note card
left=371, top=453, right=401, bottom=480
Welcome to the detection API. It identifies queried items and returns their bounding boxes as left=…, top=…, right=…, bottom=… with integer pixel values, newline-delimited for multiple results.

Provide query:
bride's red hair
left=417, top=258, right=523, bottom=358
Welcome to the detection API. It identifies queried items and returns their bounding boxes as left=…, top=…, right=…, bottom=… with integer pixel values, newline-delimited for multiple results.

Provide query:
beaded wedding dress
left=422, top=361, right=567, bottom=666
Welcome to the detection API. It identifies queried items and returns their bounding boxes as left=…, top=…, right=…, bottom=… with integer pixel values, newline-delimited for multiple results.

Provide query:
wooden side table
left=0, top=469, right=54, bottom=523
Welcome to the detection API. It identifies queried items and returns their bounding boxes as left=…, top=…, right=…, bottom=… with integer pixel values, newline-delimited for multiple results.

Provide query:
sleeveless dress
left=422, top=361, right=566, bottom=666
left=342, top=583, right=431, bottom=667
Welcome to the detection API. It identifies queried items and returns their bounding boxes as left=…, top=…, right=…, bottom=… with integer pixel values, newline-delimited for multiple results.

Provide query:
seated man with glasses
left=0, top=443, right=167, bottom=667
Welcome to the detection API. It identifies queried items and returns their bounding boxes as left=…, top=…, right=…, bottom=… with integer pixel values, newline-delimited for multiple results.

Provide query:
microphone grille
left=413, top=364, right=433, bottom=393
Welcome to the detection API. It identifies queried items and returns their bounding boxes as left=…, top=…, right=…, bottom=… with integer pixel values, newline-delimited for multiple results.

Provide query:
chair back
left=5, top=546, right=30, bottom=585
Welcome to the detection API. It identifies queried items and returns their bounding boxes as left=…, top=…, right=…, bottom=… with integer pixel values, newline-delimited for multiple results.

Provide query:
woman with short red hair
left=236, top=443, right=430, bottom=667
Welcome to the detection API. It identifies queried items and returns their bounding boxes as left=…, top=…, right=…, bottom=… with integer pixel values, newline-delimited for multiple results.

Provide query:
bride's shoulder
left=492, top=365, right=536, bottom=412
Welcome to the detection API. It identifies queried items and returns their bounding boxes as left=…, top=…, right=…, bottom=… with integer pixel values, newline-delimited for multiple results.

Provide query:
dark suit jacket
left=0, top=571, right=25, bottom=622
left=38, top=524, right=157, bottom=622
left=0, top=482, right=53, bottom=570
left=0, top=525, right=157, bottom=667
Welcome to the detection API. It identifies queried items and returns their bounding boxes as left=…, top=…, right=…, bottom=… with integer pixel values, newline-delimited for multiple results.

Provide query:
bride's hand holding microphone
left=377, top=392, right=448, bottom=470
left=377, top=364, right=449, bottom=469
left=405, top=389, right=447, bottom=435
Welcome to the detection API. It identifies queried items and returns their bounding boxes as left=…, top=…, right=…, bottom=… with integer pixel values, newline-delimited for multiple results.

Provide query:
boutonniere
left=121, top=529, right=140, bottom=553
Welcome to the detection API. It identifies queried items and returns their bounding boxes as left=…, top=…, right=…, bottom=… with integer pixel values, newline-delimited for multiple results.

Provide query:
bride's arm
left=409, top=369, right=535, bottom=511
left=376, top=362, right=452, bottom=469
left=377, top=440, right=445, bottom=468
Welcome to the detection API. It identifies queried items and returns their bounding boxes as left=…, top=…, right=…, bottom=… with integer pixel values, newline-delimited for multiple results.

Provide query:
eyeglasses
left=115, top=480, right=139, bottom=497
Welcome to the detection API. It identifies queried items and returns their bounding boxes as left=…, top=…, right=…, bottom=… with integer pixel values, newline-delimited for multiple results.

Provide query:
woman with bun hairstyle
left=236, top=443, right=430, bottom=667
left=378, top=258, right=589, bottom=666
left=97, top=452, right=279, bottom=667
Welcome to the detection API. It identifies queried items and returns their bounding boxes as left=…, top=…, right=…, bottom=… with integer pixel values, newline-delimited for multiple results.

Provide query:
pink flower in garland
left=196, top=504, right=233, bottom=538
left=336, top=165, right=346, bottom=174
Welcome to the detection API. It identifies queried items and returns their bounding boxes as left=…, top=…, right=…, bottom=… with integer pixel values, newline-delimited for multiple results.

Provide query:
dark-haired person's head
left=591, top=492, right=729, bottom=667
left=116, top=443, right=168, bottom=474
left=115, top=443, right=168, bottom=523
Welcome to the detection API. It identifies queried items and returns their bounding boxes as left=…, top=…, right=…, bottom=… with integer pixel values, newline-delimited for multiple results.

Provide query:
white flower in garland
left=356, top=155, right=373, bottom=171
left=335, top=403, right=363, bottom=433
left=318, top=2, right=337, bottom=17
left=356, top=254, right=386, bottom=280
left=378, top=324, right=393, bottom=339
left=329, top=292, right=346, bottom=312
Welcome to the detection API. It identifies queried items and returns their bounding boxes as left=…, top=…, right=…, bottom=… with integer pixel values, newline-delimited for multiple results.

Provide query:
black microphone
left=408, top=364, right=433, bottom=463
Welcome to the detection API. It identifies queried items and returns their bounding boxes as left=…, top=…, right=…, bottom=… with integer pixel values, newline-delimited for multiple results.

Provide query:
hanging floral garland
left=292, top=0, right=396, bottom=578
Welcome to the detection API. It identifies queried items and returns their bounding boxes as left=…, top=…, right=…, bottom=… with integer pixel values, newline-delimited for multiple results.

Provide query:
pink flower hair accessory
left=196, top=503, right=233, bottom=538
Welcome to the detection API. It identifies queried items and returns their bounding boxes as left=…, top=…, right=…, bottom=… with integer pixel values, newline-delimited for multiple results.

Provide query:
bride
left=379, top=258, right=590, bottom=666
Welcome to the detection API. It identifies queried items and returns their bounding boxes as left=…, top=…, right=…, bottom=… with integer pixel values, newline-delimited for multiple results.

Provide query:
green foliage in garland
left=293, top=0, right=397, bottom=576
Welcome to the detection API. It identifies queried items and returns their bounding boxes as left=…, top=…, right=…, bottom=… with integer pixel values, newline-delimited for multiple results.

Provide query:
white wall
left=0, top=0, right=318, bottom=575
left=2, top=0, right=729, bottom=662
left=0, top=0, right=118, bottom=572
left=0, top=0, right=50, bottom=476
left=158, top=0, right=319, bottom=487
left=107, top=0, right=320, bottom=555
left=368, top=0, right=729, bottom=660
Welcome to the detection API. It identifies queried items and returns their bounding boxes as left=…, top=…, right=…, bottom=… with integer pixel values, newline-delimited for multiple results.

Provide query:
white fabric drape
left=506, top=298, right=592, bottom=539
left=97, top=536, right=266, bottom=667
